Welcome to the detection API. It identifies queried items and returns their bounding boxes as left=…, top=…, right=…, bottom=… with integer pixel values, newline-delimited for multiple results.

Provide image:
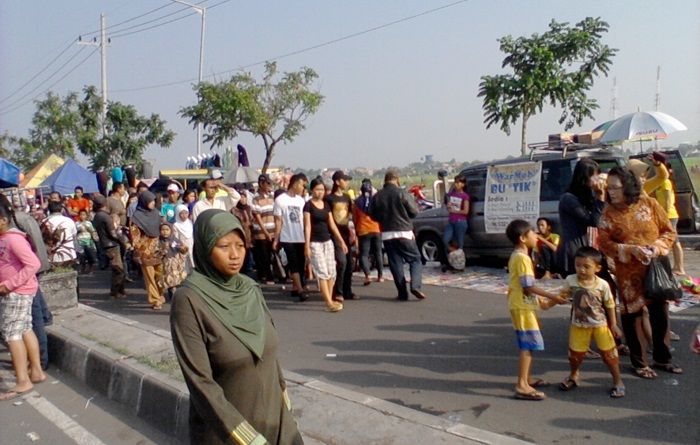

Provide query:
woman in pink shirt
left=0, top=205, right=45, bottom=401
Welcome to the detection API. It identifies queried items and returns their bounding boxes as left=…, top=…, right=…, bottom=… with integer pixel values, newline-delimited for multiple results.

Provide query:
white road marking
left=22, top=391, right=108, bottom=445
left=0, top=368, right=107, bottom=445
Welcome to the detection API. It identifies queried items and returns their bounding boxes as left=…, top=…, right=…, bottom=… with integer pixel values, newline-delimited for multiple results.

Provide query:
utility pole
left=171, top=0, right=206, bottom=156
left=654, top=65, right=661, bottom=111
left=610, top=77, right=618, bottom=119
left=78, top=14, right=109, bottom=136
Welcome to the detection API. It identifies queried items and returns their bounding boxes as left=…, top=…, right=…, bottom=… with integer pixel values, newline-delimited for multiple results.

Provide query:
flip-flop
left=653, top=363, right=683, bottom=374
left=559, top=376, right=579, bottom=391
left=609, top=386, right=626, bottom=398
left=633, top=366, right=657, bottom=379
left=514, top=390, right=546, bottom=401
left=529, top=378, right=551, bottom=388
left=0, top=389, right=31, bottom=402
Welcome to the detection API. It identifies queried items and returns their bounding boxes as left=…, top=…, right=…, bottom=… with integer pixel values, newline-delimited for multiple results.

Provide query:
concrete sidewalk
left=46, top=304, right=528, bottom=445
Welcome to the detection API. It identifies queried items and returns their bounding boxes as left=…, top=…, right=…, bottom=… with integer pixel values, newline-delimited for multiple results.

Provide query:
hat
left=166, top=183, right=180, bottom=193
left=627, top=159, right=650, bottom=180
left=210, top=169, right=223, bottom=180
left=332, top=170, right=352, bottom=181
left=258, top=173, right=271, bottom=183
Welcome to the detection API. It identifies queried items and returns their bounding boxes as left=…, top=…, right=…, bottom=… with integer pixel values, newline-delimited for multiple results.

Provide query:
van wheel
left=418, top=233, right=444, bottom=265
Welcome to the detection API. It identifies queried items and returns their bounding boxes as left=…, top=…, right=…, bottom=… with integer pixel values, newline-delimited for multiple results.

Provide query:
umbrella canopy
left=0, top=158, right=21, bottom=188
left=600, top=111, right=687, bottom=144
left=223, top=166, right=258, bottom=184
left=39, top=158, right=99, bottom=195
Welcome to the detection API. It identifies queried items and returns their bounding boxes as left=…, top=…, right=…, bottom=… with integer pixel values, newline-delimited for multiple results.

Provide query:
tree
left=77, top=86, right=175, bottom=171
left=6, top=87, right=174, bottom=172
left=478, top=17, right=617, bottom=155
left=180, top=61, right=324, bottom=173
left=6, top=92, right=80, bottom=170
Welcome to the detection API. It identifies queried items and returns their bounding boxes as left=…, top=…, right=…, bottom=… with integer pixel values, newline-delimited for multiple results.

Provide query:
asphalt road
left=0, top=351, right=170, bottom=445
left=74, top=253, right=700, bottom=445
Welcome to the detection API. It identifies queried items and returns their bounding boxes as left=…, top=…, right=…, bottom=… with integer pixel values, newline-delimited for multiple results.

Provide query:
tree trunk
left=520, top=114, right=529, bottom=157
left=261, top=140, right=277, bottom=174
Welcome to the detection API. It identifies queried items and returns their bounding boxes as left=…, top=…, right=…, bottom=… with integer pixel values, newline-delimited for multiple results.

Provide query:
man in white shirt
left=191, top=176, right=241, bottom=222
left=272, top=173, right=308, bottom=301
left=43, top=200, right=78, bottom=265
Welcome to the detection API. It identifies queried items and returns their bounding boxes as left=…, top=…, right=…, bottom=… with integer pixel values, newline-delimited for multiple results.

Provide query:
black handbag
left=644, top=255, right=683, bottom=302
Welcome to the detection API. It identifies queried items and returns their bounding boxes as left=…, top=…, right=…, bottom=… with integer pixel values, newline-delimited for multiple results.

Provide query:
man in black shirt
left=325, top=170, right=356, bottom=302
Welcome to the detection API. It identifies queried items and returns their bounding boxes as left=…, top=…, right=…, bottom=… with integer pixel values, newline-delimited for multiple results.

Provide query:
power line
left=112, top=0, right=470, bottom=93
left=0, top=40, right=77, bottom=106
left=0, top=46, right=89, bottom=114
left=80, top=1, right=212, bottom=37
left=110, top=0, right=229, bottom=40
left=0, top=46, right=99, bottom=116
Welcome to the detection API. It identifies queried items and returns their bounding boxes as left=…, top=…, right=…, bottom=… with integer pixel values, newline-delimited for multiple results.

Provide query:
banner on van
left=485, top=162, right=542, bottom=233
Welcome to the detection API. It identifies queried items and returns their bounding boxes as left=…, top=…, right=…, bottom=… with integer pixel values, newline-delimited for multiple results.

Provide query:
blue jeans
left=359, top=233, right=383, bottom=277
left=32, top=288, right=51, bottom=369
left=383, top=238, right=423, bottom=300
left=443, top=219, right=468, bottom=249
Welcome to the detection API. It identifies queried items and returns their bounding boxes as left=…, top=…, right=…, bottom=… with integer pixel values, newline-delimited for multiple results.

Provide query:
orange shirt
left=66, top=197, right=92, bottom=221
left=352, top=206, right=380, bottom=236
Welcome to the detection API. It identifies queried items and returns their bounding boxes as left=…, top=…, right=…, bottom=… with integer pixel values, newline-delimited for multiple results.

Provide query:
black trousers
left=358, top=233, right=383, bottom=277
left=333, top=233, right=354, bottom=298
left=253, top=239, right=274, bottom=282
left=620, top=300, right=671, bottom=369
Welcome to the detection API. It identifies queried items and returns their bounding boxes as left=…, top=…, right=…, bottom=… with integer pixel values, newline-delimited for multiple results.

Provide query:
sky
left=1, top=0, right=699, bottom=173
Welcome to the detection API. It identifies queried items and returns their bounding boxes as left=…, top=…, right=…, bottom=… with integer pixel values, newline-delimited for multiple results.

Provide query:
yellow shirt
left=507, top=250, right=538, bottom=311
left=535, top=232, right=560, bottom=253
left=643, top=164, right=678, bottom=219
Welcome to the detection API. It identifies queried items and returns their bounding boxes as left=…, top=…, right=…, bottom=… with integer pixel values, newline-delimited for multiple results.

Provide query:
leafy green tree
left=77, top=86, right=175, bottom=171
left=6, top=87, right=174, bottom=172
left=478, top=17, right=617, bottom=155
left=180, top=61, right=324, bottom=173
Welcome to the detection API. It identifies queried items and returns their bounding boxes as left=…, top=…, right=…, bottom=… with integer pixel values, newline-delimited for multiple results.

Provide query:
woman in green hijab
left=170, top=209, right=303, bottom=445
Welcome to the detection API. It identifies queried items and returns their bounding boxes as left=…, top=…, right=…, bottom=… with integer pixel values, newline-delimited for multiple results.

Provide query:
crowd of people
left=0, top=156, right=696, bottom=442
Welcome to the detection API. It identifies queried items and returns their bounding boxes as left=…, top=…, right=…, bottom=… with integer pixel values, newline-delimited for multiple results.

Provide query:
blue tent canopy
left=39, top=158, right=99, bottom=195
left=0, top=158, right=20, bottom=188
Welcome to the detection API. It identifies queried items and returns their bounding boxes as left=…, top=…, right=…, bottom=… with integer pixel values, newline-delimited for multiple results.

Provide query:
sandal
left=514, top=389, right=546, bottom=401
left=559, top=376, right=579, bottom=391
left=363, top=277, right=371, bottom=286
left=632, top=366, right=657, bottom=379
left=609, top=386, right=626, bottom=398
left=653, top=363, right=683, bottom=374
left=529, top=378, right=551, bottom=388
left=325, top=302, right=343, bottom=312
left=585, top=349, right=601, bottom=359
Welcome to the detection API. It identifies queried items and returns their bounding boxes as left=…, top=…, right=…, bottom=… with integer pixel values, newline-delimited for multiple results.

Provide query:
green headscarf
left=182, top=209, right=268, bottom=359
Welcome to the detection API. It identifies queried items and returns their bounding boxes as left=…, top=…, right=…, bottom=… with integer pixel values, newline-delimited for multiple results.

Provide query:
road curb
left=46, top=306, right=530, bottom=445
left=47, top=325, right=190, bottom=443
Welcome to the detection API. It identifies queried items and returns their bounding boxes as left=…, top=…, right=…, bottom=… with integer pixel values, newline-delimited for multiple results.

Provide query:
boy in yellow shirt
left=505, top=219, right=566, bottom=401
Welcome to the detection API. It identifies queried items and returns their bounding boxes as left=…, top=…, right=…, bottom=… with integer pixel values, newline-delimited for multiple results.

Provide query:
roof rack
left=527, top=141, right=612, bottom=160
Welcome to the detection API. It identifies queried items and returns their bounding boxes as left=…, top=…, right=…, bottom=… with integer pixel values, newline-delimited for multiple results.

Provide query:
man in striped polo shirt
left=251, top=174, right=277, bottom=284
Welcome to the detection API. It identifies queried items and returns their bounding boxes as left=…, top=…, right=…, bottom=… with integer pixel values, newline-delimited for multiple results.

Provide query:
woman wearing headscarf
left=556, top=158, right=606, bottom=276
left=598, top=166, right=681, bottom=379
left=352, top=179, right=383, bottom=285
left=130, top=191, right=165, bottom=310
left=170, top=209, right=303, bottom=445
left=172, top=204, right=194, bottom=273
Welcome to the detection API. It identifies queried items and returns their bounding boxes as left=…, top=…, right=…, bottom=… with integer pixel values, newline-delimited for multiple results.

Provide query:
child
left=534, top=217, right=559, bottom=279
left=75, top=209, right=98, bottom=274
left=156, top=222, right=188, bottom=300
left=446, top=240, right=466, bottom=272
left=505, top=219, right=566, bottom=401
left=171, top=205, right=194, bottom=274
left=559, top=246, right=625, bottom=398
left=0, top=205, right=45, bottom=400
